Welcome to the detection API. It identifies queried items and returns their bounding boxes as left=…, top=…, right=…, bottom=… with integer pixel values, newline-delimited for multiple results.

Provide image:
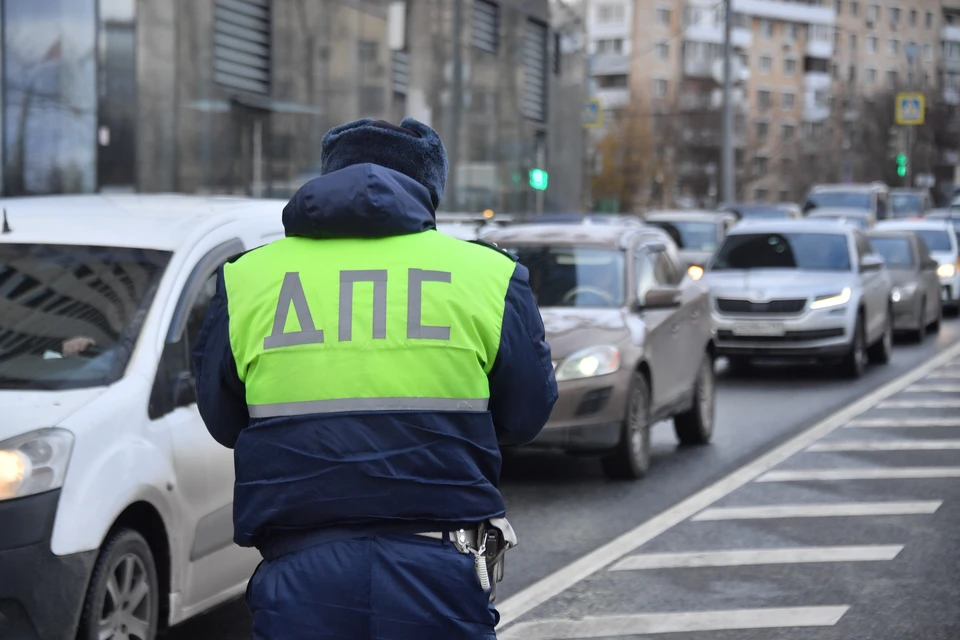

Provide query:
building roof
left=0, top=194, right=286, bottom=251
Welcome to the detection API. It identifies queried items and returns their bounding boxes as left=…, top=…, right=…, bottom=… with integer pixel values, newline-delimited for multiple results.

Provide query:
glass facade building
left=0, top=0, right=582, bottom=214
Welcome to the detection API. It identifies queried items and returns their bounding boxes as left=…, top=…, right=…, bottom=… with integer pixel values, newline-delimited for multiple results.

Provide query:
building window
left=924, top=44, right=933, bottom=60
left=835, top=0, right=842, bottom=14
left=759, top=19, right=773, bottom=38
left=759, top=55, right=772, bottom=73
left=521, top=19, right=548, bottom=122
left=814, top=91, right=828, bottom=108
left=757, top=89, right=771, bottom=109
left=596, top=39, right=624, bottom=54
left=888, top=38, right=899, bottom=55
left=926, top=11, right=933, bottom=28
left=358, top=40, right=378, bottom=62
left=848, top=65, right=857, bottom=82
left=656, top=7, right=671, bottom=26
left=213, top=0, right=271, bottom=95
left=782, top=91, right=795, bottom=110
left=849, top=34, right=857, bottom=51
left=867, top=4, right=879, bottom=23
left=924, top=71, right=932, bottom=86
left=867, top=35, right=878, bottom=53
left=889, top=7, right=900, bottom=25
left=597, top=3, right=626, bottom=23
left=655, top=41, right=669, bottom=60
left=597, top=74, right=628, bottom=88
left=653, top=78, right=668, bottom=97
left=784, top=58, right=797, bottom=75
left=786, top=23, right=801, bottom=41
left=909, top=9, right=917, bottom=26
left=473, top=0, right=500, bottom=53
left=781, top=124, right=795, bottom=141
left=851, top=1, right=859, bottom=16
left=392, top=50, right=409, bottom=94
left=865, top=68, right=877, bottom=84
left=886, top=69, right=898, bottom=87
left=756, top=121, right=769, bottom=141
left=754, top=188, right=769, bottom=202
left=754, top=156, right=769, bottom=175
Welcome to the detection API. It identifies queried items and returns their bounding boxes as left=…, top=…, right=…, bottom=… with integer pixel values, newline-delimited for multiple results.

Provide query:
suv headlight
left=810, top=287, right=852, bottom=310
left=937, top=263, right=956, bottom=279
left=891, top=283, right=918, bottom=302
left=0, top=429, right=74, bottom=501
left=555, top=345, right=620, bottom=381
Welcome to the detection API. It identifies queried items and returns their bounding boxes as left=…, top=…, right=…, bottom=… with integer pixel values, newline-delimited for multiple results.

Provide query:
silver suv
left=703, top=220, right=894, bottom=378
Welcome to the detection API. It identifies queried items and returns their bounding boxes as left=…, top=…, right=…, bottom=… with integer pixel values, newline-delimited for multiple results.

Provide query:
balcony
left=806, top=38, right=833, bottom=59
left=590, top=54, right=630, bottom=76
left=803, top=71, right=832, bottom=92
left=684, top=23, right=753, bottom=49
left=732, top=0, right=834, bottom=25
left=597, top=88, right=630, bottom=110
left=941, top=25, right=960, bottom=43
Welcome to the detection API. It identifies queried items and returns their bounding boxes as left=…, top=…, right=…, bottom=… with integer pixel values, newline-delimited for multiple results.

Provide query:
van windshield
left=0, top=244, right=171, bottom=390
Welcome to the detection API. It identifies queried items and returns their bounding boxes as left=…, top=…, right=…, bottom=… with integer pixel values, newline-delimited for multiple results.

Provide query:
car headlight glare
left=0, top=429, right=74, bottom=501
left=937, top=263, right=956, bottom=279
left=891, top=283, right=918, bottom=302
left=687, top=265, right=704, bottom=281
left=555, top=345, right=620, bottom=381
left=809, top=287, right=852, bottom=310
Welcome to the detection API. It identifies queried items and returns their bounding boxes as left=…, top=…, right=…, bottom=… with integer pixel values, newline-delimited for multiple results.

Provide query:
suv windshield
left=0, top=244, right=171, bottom=390
left=890, top=193, right=923, bottom=216
left=911, top=229, right=953, bottom=252
left=870, top=237, right=915, bottom=268
left=805, top=192, right=872, bottom=211
left=646, top=221, right=718, bottom=251
left=509, top=246, right=625, bottom=308
left=712, top=233, right=852, bottom=271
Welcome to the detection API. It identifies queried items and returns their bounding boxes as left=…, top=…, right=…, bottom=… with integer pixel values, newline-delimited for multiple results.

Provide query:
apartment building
left=586, top=0, right=634, bottom=123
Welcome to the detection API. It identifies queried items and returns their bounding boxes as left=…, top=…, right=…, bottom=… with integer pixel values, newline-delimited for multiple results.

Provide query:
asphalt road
left=168, top=316, right=960, bottom=639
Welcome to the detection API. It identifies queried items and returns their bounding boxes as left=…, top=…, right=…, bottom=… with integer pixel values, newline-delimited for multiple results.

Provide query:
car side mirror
left=923, top=258, right=939, bottom=271
left=637, top=286, right=682, bottom=310
left=859, top=254, right=884, bottom=272
left=173, top=371, right=197, bottom=407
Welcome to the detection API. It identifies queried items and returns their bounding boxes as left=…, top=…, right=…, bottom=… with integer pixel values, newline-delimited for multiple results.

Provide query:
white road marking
left=691, top=500, right=942, bottom=521
left=808, top=439, right=960, bottom=452
left=758, top=467, right=960, bottom=482
left=926, top=371, right=960, bottom=379
left=494, top=340, right=960, bottom=630
left=902, top=384, right=960, bottom=393
left=878, top=399, right=960, bottom=408
left=844, top=417, right=960, bottom=428
left=609, top=545, right=903, bottom=571
left=498, top=606, right=851, bottom=639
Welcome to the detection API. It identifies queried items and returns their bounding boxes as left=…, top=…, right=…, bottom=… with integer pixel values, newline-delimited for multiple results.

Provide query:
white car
left=0, top=195, right=285, bottom=639
left=875, top=219, right=960, bottom=314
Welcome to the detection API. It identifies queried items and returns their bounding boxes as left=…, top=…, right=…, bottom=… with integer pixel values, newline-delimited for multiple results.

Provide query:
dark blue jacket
left=192, top=164, right=558, bottom=556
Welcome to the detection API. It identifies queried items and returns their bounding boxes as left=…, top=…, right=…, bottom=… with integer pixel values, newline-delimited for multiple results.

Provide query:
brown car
left=482, top=223, right=717, bottom=480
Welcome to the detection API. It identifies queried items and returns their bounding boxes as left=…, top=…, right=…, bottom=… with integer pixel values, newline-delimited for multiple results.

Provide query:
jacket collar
left=282, top=163, right=436, bottom=239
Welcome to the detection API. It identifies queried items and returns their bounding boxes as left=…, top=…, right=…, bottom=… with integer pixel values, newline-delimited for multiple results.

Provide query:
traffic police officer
left=192, top=118, right=558, bottom=639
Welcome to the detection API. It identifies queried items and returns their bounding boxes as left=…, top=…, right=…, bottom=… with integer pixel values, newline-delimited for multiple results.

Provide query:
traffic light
left=896, top=153, right=907, bottom=178
left=529, top=168, right=549, bottom=191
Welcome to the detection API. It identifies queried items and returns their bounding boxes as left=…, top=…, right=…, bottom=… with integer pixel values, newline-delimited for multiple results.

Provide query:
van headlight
left=555, top=345, right=621, bottom=381
left=810, top=287, right=852, bottom=310
left=891, top=283, right=918, bottom=302
left=0, top=429, right=74, bottom=501
left=937, top=263, right=956, bottom=279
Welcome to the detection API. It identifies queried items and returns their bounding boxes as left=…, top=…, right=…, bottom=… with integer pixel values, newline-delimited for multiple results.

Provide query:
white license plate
left=731, top=322, right=786, bottom=337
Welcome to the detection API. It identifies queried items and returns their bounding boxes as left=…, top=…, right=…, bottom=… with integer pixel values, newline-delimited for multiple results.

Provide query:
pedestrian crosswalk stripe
left=902, top=384, right=960, bottom=393
left=878, top=399, right=960, bottom=408
left=923, top=371, right=960, bottom=379
left=845, top=417, right=960, bottom=428
left=609, top=545, right=903, bottom=571
left=758, top=466, right=960, bottom=482
left=497, top=606, right=851, bottom=639
left=692, top=501, right=941, bottom=521
left=808, top=439, right=960, bottom=452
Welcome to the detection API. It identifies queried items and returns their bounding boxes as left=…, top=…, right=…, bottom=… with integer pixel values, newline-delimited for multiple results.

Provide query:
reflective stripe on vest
left=223, top=231, right=516, bottom=414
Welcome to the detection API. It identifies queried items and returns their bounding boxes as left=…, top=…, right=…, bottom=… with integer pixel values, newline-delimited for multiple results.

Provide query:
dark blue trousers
left=246, top=533, right=499, bottom=639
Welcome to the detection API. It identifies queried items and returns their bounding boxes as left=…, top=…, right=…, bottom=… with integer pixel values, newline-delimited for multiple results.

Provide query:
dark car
left=643, top=210, right=739, bottom=274
left=482, top=223, right=716, bottom=480
left=868, top=230, right=943, bottom=341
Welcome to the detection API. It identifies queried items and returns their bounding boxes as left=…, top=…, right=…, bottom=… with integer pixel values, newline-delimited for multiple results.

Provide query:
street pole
left=720, top=0, right=735, bottom=205
left=448, top=0, right=464, bottom=211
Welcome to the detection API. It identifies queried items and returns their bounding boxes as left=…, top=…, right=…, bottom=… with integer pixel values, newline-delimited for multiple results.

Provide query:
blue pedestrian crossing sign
left=583, top=99, right=603, bottom=128
left=896, top=92, right=925, bottom=125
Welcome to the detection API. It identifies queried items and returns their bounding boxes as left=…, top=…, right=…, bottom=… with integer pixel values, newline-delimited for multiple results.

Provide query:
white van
left=0, top=195, right=285, bottom=639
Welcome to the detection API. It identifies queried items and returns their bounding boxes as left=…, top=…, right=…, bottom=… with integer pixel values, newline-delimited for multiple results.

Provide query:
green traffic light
left=529, top=168, right=548, bottom=191
left=896, top=153, right=907, bottom=165
left=897, top=165, right=907, bottom=177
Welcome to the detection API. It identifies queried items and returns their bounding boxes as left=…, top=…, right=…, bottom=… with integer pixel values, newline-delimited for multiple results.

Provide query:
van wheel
left=674, top=353, right=716, bottom=445
left=78, top=529, right=159, bottom=640
left=602, top=372, right=651, bottom=480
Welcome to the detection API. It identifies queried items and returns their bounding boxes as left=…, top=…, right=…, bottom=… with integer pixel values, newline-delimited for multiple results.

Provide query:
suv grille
left=716, top=298, right=807, bottom=314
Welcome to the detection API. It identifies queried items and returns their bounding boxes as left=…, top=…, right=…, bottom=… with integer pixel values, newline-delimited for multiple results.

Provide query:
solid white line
left=757, top=467, right=960, bottom=482
left=494, top=339, right=960, bottom=629
left=844, top=417, right=960, bottom=428
left=808, top=439, right=960, bottom=452
left=498, top=606, right=851, bottom=639
left=609, top=545, right=903, bottom=570
left=878, top=399, right=960, bottom=408
left=903, top=384, right=960, bottom=393
left=691, top=501, right=942, bottom=521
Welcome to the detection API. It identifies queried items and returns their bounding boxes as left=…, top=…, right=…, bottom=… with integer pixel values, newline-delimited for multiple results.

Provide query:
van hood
left=705, top=269, right=857, bottom=299
left=0, top=388, right=108, bottom=442
left=539, top=308, right=632, bottom=361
